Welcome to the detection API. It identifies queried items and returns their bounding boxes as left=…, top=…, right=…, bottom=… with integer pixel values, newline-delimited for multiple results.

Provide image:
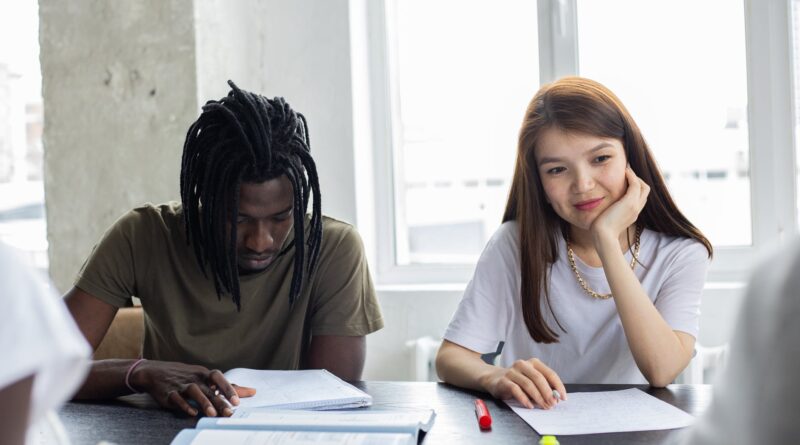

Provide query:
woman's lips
left=574, top=198, right=603, bottom=211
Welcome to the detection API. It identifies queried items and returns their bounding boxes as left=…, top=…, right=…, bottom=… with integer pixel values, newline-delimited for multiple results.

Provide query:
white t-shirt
left=443, top=221, right=710, bottom=384
left=0, top=243, right=91, bottom=436
left=683, top=238, right=800, bottom=444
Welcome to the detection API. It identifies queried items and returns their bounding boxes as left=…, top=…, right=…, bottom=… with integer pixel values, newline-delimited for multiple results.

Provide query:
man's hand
left=129, top=360, right=255, bottom=417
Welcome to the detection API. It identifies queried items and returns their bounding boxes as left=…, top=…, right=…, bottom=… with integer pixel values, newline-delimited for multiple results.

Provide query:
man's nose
left=245, top=222, right=275, bottom=253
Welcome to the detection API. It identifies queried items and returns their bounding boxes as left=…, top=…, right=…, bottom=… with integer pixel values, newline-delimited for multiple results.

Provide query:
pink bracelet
left=124, top=358, right=147, bottom=393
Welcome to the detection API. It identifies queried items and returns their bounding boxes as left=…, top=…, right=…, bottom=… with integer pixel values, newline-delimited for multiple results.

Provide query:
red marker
left=475, top=398, right=492, bottom=430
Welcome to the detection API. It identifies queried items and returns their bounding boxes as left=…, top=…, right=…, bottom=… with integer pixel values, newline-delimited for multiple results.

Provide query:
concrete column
left=40, top=0, right=199, bottom=291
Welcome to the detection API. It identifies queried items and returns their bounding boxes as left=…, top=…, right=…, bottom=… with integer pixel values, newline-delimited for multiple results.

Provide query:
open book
left=171, top=408, right=436, bottom=445
left=222, top=368, right=372, bottom=410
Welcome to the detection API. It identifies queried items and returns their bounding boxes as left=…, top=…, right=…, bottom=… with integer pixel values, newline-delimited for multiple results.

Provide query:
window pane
left=0, top=1, right=48, bottom=272
left=793, top=0, right=800, bottom=228
left=388, top=0, right=538, bottom=265
left=577, top=0, right=750, bottom=247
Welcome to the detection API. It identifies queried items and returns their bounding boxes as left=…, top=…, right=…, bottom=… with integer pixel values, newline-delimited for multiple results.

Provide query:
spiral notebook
left=222, top=368, right=372, bottom=410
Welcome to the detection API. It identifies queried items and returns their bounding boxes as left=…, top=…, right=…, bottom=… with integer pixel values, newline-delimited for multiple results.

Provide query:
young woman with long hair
left=435, top=77, right=712, bottom=409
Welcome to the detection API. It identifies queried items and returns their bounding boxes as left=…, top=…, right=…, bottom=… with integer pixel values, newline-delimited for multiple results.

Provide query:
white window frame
left=365, top=0, right=797, bottom=286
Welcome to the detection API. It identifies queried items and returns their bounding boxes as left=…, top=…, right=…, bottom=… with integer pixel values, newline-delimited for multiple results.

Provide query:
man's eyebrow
left=238, top=205, right=294, bottom=218
left=538, top=142, right=614, bottom=166
left=272, top=205, right=294, bottom=216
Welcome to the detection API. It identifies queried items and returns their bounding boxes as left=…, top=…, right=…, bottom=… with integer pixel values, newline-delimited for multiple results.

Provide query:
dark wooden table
left=59, top=382, right=713, bottom=444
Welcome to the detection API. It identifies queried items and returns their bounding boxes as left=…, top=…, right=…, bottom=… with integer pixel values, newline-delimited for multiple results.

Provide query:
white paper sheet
left=508, top=388, right=695, bottom=435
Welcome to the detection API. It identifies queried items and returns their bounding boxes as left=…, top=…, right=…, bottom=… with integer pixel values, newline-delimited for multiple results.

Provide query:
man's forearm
left=72, top=359, right=139, bottom=400
left=305, top=335, right=366, bottom=381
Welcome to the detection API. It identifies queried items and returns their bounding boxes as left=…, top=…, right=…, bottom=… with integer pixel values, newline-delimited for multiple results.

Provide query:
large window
left=369, top=0, right=797, bottom=284
left=794, top=0, right=800, bottom=226
left=577, top=0, right=750, bottom=247
left=0, top=1, right=47, bottom=272
left=385, top=0, right=539, bottom=266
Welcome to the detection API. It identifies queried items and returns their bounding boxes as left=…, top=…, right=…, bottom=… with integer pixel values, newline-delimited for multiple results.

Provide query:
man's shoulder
left=93, top=202, right=187, bottom=252
left=114, top=201, right=183, bottom=233
left=315, top=215, right=365, bottom=260
left=320, top=215, right=359, bottom=241
left=126, top=201, right=183, bottom=221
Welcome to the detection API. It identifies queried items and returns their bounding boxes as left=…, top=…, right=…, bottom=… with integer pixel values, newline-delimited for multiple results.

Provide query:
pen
left=474, top=398, right=492, bottom=430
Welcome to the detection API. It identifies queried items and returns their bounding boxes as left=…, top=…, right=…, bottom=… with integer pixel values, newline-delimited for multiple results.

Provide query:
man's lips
left=240, top=254, right=275, bottom=266
left=574, top=198, right=603, bottom=211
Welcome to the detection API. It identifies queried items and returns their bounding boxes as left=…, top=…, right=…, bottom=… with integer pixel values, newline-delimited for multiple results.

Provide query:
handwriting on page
left=508, top=388, right=695, bottom=435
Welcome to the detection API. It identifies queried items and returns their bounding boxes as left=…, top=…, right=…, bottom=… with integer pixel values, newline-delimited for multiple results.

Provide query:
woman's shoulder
left=470, top=221, right=521, bottom=270
left=495, top=220, right=519, bottom=239
left=642, top=229, right=710, bottom=263
left=485, top=220, right=521, bottom=252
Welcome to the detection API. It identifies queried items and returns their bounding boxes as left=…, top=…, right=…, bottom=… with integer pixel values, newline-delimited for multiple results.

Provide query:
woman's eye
left=595, top=155, right=611, bottom=163
left=546, top=167, right=566, bottom=175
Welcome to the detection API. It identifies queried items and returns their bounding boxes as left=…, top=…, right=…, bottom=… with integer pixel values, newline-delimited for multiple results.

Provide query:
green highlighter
left=539, top=435, right=559, bottom=445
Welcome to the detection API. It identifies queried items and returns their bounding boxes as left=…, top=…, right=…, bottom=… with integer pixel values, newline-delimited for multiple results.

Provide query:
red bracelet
left=124, top=358, right=147, bottom=393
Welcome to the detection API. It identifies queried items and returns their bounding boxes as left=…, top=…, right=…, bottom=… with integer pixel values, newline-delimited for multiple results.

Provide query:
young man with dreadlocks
left=63, top=81, right=384, bottom=417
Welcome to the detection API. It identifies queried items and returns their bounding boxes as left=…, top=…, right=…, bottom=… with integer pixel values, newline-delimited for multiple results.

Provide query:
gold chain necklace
left=566, top=225, right=642, bottom=300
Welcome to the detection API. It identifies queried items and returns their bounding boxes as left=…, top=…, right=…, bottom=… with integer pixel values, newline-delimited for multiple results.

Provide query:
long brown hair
left=503, top=77, right=713, bottom=343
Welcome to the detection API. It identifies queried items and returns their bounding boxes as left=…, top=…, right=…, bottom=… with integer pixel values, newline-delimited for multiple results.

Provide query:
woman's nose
left=571, top=169, right=595, bottom=193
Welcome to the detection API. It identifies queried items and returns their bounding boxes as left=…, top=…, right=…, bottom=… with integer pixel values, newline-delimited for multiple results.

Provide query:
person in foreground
left=682, top=238, right=800, bottom=444
left=64, top=81, right=384, bottom=418
left=0, top=241, right=91, bottom=445
left=436, top=77, right=712, bottom=409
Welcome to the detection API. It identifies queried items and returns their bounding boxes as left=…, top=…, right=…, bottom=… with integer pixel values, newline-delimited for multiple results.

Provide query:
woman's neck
left=567, top=224, right=637, bottom=267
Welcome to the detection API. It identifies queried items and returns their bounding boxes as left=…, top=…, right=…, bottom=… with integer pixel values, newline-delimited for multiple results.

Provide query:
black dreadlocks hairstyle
left=180, top=80, right=322, bottom=310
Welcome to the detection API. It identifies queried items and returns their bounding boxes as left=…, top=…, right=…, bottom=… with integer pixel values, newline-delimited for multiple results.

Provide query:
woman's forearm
left=435, top=340, right=500, bottom=391
left=596, top=236, right=694, bottom=386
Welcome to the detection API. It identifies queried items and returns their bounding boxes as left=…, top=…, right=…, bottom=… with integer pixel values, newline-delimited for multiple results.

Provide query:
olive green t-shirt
left=75, top=202, right=384, bottom=371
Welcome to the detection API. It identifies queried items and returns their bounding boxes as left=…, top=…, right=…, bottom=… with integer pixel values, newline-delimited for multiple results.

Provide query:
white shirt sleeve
left=0, top=243, right=91, bottom=427
left=653, top=240, right=710, bottom=338
left=443, top=223, right=518, bottom=354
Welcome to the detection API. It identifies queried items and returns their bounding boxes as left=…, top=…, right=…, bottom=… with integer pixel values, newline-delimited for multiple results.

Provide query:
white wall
left=195, top=0, right=360, bottom=226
